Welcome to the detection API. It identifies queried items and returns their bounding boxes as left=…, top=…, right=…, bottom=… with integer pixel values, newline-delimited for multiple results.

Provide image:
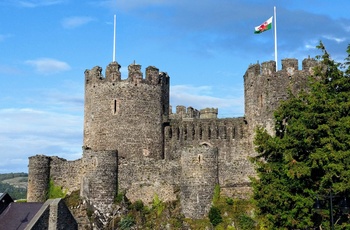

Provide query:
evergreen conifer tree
left=251, top=42, right=350, bottom=229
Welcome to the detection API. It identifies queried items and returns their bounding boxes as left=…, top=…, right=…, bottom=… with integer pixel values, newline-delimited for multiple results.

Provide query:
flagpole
left=113, top=14, right=116, bottom=62
left=274, top=6, right=278, bottom=71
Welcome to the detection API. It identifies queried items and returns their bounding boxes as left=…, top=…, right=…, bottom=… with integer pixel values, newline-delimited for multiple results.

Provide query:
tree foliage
left=251, top=42, right=350, bottom=229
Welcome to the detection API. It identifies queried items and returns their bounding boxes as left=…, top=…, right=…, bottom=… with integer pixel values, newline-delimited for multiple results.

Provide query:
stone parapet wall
left=165, top=117, right=247, bottom=160
left=49, top=157, right=82, bottom=195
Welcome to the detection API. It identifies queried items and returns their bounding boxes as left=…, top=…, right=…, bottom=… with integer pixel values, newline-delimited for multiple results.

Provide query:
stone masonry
left=27, top=57, right=318, bottom=226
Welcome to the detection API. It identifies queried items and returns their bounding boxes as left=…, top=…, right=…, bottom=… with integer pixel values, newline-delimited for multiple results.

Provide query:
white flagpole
left=113, top=14, right=116, bottom=62
left=274, top=6, right=278, bottom=71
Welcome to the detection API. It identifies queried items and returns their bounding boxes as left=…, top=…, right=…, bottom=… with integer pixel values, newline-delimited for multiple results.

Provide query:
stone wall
left=164, top=117, right=254, bottom=196
left=25, top=198, right=77, bottom=230
left=49, top=157, right=82, bottom=194
left=118, top=158, right=181, bottom=204
left=27, top=155, right=82, bottom=202
left=180, top=145, right=218, bottom=219
left=50, top=198, right=78, bottom=230
left=80, top=149, right=118, bottom=215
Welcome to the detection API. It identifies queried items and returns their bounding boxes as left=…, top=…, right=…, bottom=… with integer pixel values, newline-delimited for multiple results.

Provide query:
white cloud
left=25, top=58, right=71, bottom=74
left=0, top=108, right=83, bottom=172
left=16, top=0, right=65, bottom=7
left=92, top=0, right=171, bottom=11
left=62, top=16, right=95, bottom=29
left=322, top=35, right=346, bottom=43
left=304, top=39, right=319, bottom=50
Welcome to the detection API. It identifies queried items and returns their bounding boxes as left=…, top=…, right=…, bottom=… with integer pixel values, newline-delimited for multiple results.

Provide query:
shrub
left=132, top=200, right=144, bottom=211
left=208, top=206, right=222, bottom=226
left=114, top=192, right=124, bottom=203
left=118, top=215, right=135, bottom=230
left=152, top=193, right=165, bottom=217
left=226, top=197, right=234, bottom=205
left=237, top=214, right=255, bottom=230
left=47, top=178, right=66, bottom=199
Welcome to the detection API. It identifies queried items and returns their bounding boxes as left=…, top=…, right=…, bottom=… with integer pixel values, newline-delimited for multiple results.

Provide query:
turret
left=83, top=61, right=170, bottom=160
left=244, top=57, right=318, bottom=134
left=200, top=108, right=218, bottom=119
left=27, top=155, right=51, bottom=202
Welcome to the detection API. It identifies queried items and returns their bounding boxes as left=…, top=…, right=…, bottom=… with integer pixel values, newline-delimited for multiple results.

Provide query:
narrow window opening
left=112, top=99, right=120, bottom=115
left=198, top=154, right=202, bottom=163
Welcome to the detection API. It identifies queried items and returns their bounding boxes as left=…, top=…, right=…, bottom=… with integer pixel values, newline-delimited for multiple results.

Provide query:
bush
left=118, top=215, right=135, bottom=230
left=114, top=192, right=124, bottom=203
left=152, top=194, right=165, bottom=217
left=226, top=197, right=234, bottom=205
left=132, top=200, right=144, bottom=211
left=47, top=178, right=66, bottom=199
left=208, top=206, right=222, bottom=226
left=237, top=214, right=255, bottom=230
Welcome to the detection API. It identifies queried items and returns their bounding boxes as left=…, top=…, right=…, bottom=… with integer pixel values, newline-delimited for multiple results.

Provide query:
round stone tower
left=244, top=58, right=318, bottom=135
left=83, top=61, right=169, bottom=160
left=27, top=155, right=51, bottom=202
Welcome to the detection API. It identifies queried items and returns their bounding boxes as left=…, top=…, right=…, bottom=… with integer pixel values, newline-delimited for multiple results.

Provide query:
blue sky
left=1, top=0, right=350, bottom=173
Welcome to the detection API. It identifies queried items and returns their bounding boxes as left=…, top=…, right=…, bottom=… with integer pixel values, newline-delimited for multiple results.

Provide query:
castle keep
left=27, top=57, right=317, bottom=224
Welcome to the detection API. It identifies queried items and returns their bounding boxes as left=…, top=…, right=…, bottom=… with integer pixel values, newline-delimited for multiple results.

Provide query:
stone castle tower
left=27, top=57, right=318, bottom=226
left=84, top=62, right=169, bottom=159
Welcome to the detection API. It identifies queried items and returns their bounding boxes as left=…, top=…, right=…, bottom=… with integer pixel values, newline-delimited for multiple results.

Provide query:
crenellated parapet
left=200, top=108, right=218, bottom=119
left=169, top=106, right=218, bottom=120
left=85, top=62, right=169, bottom=87
left=105, top=61, right=121, bottom=81
left=169, top=105, right=200, bottom=119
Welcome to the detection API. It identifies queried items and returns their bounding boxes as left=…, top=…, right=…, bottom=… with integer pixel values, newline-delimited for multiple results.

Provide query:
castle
left=27, top=57, right=317, bottom=226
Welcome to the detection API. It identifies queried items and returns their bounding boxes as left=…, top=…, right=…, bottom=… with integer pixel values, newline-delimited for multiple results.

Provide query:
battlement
left=245, top=57, right=318, bottom=77
left=169, top=106, right=218, bottom=120
left=84, top=61, right=169, bottom=86
left=166, top=117, right=245, bottom=142
left=200, top=108, right=218, bottom=119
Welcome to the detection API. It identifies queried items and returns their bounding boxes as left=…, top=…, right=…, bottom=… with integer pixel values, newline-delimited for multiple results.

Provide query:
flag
left=254, top=16, right=273, bottom=34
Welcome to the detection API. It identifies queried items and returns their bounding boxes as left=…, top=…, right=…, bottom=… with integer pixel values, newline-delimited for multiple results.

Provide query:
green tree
left=251, top=42, right=350, bottom=229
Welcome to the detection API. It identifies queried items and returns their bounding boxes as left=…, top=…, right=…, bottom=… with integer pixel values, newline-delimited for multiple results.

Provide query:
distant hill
left=0, top=173, right=28, bottom=200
